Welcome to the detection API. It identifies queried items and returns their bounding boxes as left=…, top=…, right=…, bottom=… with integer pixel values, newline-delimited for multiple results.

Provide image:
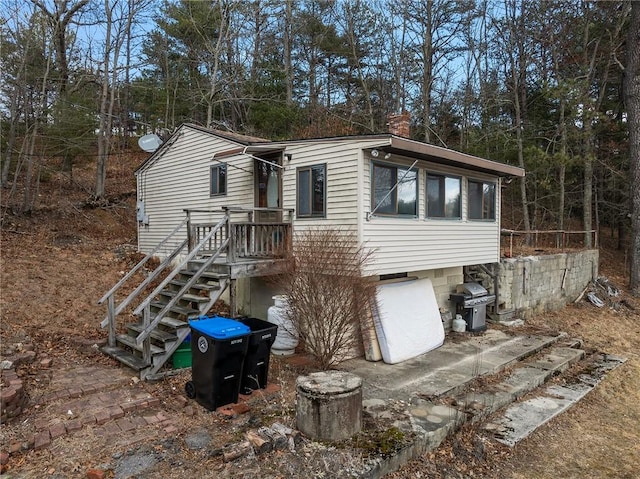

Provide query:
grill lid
left=456, top=282, right=488, bottom=298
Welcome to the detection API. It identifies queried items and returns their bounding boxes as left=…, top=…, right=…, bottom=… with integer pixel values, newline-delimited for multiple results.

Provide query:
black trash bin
left=185, top=316, right=250, bottom=411
left=236, top=317, right=278, bottom=395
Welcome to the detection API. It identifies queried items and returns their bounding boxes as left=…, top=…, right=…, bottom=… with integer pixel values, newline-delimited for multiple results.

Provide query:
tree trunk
left=557, top=85, right=567, bottom=232
left=205, top=2, right=227, bottom=128
left=625, top=1, right=640, bottom=296
left=30, top=0, right=91, bottom=93
left=284, top=0, right=293, bottom=106
left=1, top=110, right=17, bottom=187
left=507, top=1, right=531, bottom=240
left=421, top=0, right=433, bottom=143
left=582, top=133, right=594, bottom=248
left=95, top=0, right=113, bottom=200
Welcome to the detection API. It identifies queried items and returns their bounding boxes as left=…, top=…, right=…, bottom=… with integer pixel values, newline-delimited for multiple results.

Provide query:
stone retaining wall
left=480, top=250, right=599, bottom=319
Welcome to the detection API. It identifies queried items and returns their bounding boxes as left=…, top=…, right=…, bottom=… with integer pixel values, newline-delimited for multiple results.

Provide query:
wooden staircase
left=98, top=207, right=292, bottom=380
left=101, top=266, right=229, bottom=377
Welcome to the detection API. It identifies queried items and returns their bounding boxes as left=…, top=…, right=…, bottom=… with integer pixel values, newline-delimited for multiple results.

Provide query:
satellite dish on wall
left=138, top=134, right=163, bottom=153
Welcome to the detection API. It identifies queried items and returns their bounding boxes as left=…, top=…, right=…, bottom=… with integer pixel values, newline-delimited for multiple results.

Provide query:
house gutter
left=386, top=136, right=525, bottom=178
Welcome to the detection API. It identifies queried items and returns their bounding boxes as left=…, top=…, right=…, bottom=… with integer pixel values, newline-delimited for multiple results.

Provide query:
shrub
left=272, top=227, right=376, bottom=369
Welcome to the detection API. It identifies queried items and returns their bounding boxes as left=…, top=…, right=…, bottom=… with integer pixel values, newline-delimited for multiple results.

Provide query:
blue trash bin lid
left=189, top=316, right=250, bottom=339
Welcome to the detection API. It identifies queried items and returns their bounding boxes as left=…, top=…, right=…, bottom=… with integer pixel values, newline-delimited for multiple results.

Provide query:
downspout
left=357, top=148, right=364, bottom=245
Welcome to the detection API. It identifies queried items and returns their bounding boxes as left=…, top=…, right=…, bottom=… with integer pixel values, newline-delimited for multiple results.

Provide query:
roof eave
left=387, top=136, right=525, bottom=178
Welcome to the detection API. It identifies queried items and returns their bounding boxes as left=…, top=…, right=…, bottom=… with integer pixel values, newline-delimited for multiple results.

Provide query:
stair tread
left=169, top=279, right=219, bottom=291
left=101, top=345, right=149, bottom=371
left=159, top=290, right=211, bottom=303
left=179, top=270, right=229, bottom=280
left=158, top=316, right=190, bottom=329
left=116, top=334, right=165, bottom=355
left=150, top=301, right=200, bottom=317
left=487, top=354, right=626, bottom=447
left=127, top=323, right=178, bottom=342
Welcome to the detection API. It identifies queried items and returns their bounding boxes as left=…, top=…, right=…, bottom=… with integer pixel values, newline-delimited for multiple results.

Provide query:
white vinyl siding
left=280, top=138, right=385, bottom=233
left=137, top=126, right=255, bottom=256
left=362, top=155, right=501, bottom=276
left=137, top=127, right=504, bottom=276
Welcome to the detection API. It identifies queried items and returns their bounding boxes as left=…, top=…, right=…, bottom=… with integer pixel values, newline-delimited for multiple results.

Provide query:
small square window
left=297, top=164, right=326, bottom=217
left=210, top=164, right=227, bottom=196
left=468, top=179, right=496, bottom=220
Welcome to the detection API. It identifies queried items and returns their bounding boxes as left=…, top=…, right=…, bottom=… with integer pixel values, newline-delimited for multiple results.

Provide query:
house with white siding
left=135, top=122, right=523, bottom=316
left=100, top=121, right=524, bottom=376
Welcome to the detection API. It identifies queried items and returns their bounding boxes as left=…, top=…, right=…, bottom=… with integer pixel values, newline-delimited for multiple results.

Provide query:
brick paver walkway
left=4, top=365, right=179, bottom=454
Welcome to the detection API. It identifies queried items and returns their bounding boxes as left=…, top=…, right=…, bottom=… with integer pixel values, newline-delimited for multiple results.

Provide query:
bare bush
left=272, top=227, right=376, bottom=369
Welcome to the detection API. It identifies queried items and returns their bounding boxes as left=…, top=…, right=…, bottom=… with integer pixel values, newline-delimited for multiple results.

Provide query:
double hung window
left=210, top=164, right=227, bottom=196
left=297, top=164, right=326, bottom=217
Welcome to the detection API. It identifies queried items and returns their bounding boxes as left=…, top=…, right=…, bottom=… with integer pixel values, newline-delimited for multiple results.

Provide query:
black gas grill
left=449, top=283, right=495, bottom=332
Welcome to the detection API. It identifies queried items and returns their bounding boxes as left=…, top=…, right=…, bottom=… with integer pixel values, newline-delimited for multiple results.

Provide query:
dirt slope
left=1, top=153, right=639, bottom=478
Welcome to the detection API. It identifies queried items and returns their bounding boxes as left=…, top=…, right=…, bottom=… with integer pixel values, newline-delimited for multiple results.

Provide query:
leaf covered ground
left=1, top=154, right=639, bottom=478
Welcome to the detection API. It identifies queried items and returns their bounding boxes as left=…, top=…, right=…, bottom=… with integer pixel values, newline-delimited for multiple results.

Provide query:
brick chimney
left=387, top=111, right=410, bottom=138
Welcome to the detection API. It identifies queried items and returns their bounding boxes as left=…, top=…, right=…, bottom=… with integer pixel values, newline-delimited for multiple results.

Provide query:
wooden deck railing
left=501, top=228, right=598, bottom=257
left=185, top=207, right=293, bottom=261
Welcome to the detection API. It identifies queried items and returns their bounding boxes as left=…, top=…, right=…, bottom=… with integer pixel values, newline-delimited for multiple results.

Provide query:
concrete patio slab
left=341, top=330, right=564, bottom=402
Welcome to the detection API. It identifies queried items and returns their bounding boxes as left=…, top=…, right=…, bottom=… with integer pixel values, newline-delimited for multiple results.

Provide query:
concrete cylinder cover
left=296, top=370, right=363, bottom=442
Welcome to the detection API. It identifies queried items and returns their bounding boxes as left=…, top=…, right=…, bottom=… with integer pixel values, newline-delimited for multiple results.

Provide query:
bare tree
left=95, top=0, right=146, bottom=200
left=339, top=0, right=378, bottom=131
left=494, top=0, right=532, bottom=240
left=23, top=19, right=53, bottom=213
left=625, top=1, right=640, bottom=296
left=283, top=0, right=294, bottom=106
left=30, top=0, right=91, bottom=93
left=1, top=1, right=31, bottom=188
left=401, top=0, right=471, bottom=143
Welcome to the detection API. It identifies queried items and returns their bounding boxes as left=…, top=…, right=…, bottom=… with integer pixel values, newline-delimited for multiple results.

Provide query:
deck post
left=186, top=210, right=195, bottom=252
left=107, top=295, right=116, bottom=347
left=229, top=279, right=237, bottom=317
left=142, top=305, right=151, bottom=365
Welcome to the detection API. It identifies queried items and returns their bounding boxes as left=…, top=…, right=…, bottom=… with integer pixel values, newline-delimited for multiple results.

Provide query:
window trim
left=209, top=163, right=227, bottom=197
left=425, top=172, right=462, bottom=220
left=370, top=161, right=419, bottom=217
left=296, top=163, right=327, bottom=218
left=467, top=178, right=496, bottom=221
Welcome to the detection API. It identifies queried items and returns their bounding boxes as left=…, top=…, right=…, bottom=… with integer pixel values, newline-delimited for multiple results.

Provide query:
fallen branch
left=574, top=285, right=590, bottom=304
left=222, top=441, right=252, bottom=462
left=246, top=430, right=272, bottom=454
